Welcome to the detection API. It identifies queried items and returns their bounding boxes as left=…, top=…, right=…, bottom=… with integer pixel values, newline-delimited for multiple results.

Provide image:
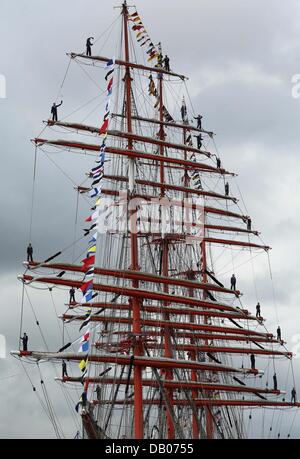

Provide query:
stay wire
left=28, top=146, right=38, bottom=244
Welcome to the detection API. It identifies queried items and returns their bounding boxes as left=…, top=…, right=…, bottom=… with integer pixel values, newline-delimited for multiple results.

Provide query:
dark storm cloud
left=1, top=0, right=300, bottom=438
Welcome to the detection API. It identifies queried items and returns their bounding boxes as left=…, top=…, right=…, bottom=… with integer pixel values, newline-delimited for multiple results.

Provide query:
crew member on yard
left=230, top=274, right=237, bottom=290
left=62, top=360, right=68, bottom=378
left=250, top=353, right=256, bottom=370
left=51, top=101, right=63, bottom=122
left=277, top=326, right=282, bottom=342
left=193, top=115, right=203, bottom=130
left=86, top=37, right=94, bottom=56
left=225, top=182, right=229, bottom=196
left=69, top=287, right=76, bottom=303
left=20, top=333, right=29, bottom=352
left=273, top=373, right=278, bottom=391
left=27, top=243, right=33, bottom=263
left=256, top=302, right=262, bottom=319
left=163, top=55, right=170, bottom=71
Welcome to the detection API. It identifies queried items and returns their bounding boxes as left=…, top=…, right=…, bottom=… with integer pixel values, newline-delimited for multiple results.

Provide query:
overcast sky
left=1, top=0, right=300, bottom=439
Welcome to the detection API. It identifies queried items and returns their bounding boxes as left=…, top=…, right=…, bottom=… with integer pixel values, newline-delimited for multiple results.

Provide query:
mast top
left=114, top=1, right=135, bottom=9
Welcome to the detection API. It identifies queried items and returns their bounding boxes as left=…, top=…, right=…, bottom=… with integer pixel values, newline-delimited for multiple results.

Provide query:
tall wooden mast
left=122, top=1, right=143, bottom=439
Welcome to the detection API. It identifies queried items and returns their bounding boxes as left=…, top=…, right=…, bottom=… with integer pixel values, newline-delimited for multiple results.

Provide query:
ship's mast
left=13, top=2, right=300, bottom=440
left=122, top=1, right=143, bottom=439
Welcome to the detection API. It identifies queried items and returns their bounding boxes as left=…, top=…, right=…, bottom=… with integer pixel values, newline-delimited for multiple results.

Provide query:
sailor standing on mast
left=193, top=114, right=203, bottom=130
left=20, top=333, right=29, bottom=352
left=27, top=243, right=33, bottom=263
left=86, top=37, right=94, bottom=56
left=51, top=101, right=63, bottom=122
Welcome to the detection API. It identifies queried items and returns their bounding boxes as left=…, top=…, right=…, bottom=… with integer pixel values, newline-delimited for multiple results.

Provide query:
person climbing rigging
left=291, top=387, right=297, bottom=404
left=250, top=353, right=256, bottom=370
left=51, top=101, right=63, bottom=122
left=225, top=182, right=229, bottom=196
left=193, top=114, right=203, bottom=130
left=69, top=287, right=76, bottom=303
left=86, top=37, right=94, bottom=56
left=277, top=326, right=282, bottom=342
left=27, top=243, right=33, bottom=263
left=163, top=55, right=170, bottom=71
left=273, top=373, right=278, bottom=391
left=216, top=157, right=221, bottom=169
left=230, top=274, right=237, bottom=290
left=256, top=302, right=262, bottom=319
left=20, top=333, right=29, bottom=352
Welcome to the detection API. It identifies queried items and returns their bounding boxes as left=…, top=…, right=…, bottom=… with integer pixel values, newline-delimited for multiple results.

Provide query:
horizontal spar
left=93, top=342, right=291, bottom=358
left=61, top=313, right=271, bottom=338
left=204, top=237, right=270, bottom=251
left=46, top=120, right=212, bottom=158
left=91, top=188, right=248, bottom=223
left=68, top=301, right=255, bottom=321
left=111, top=113, right=214, bottom=137
left=29, top=262, right=240, bottom=296
left=140, top=233, right=269, bottom=251
left=11, top=351, right=260, bottom=375
left=105, top=330, right=280, bottom=345
left=21, top=275, right=273, bottom=340
left=33, top=138, right=233, bottom=176
left=100, top=174, right=237, bottom=202
left=91, top=398, right=300, bottom=408
left=58, top=377, right=282, bottom=396
left=68, top=53, right=188, bottom=80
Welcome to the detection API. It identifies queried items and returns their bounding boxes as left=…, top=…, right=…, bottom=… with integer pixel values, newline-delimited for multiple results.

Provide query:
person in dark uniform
left=250, top=353, right=256, bottom=370
left=193, top=134, right=203, bottom=150
left=291, top=387, right=297, bottom=404
left=51, top=101, right=63, bottom=122
left=216, top=157, right=221, bottom=169
left=193, top=115, right=203, bottom=130
left=163, top=55, right=170, bottom=71
left=256, top=302, right=261, bottom=319
left=69, top=287, right=76, bottom=303
left=230, top=274, right=236, bottom=290
left=20, top=333, right=29, bottom=351
left=225, top=182, right=229, bottom=196
left=27, top=244, right=33, bottom=263
left=62, top=360, right=68, bottom=378
left=247, top=217, right=252, bottom=231
left=277, top=326, right=282, bottom=341
left=86, top=37, right=94, bottom=56
left=273, top=373, right=278, bottom=391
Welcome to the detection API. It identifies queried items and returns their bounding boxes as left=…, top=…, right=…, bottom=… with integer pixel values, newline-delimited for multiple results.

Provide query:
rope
left=55, top=57, right=72, bottom=103
left=28, top=146, right=38, bottom=244
left=19, top=283, right=25, bottom=349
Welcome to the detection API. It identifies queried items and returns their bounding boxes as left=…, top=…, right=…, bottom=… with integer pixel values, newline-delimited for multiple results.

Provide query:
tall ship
left=12, top=2, right=299, bottom=439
